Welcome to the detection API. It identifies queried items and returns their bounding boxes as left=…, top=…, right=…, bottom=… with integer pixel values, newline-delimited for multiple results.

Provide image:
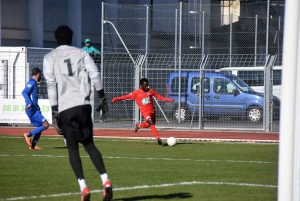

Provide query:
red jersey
left=113, top=88, right=174, bottom=114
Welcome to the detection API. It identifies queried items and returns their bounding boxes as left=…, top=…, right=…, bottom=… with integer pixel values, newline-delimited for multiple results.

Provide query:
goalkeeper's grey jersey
left=43, top=45, right=103, bottom=113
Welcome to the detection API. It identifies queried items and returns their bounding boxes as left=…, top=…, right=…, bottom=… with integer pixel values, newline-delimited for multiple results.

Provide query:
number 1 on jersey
left=64, top=58, right=73, bottom=76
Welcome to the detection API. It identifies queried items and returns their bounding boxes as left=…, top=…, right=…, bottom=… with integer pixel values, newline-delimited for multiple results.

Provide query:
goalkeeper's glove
left=51, top=106, right=63, bottom=135
left=96, top=97, right=108, bottom=120
left=96, top=89, right=108, bottom=121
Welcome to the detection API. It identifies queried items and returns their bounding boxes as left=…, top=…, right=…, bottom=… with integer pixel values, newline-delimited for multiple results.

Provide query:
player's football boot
left=81, top=187, right=90, bottom=201
left=134, top=123, right=140, bottom=133
left=29, top=145, right=42, bottom=150
left=157, top=138, right=162, bottom=145
left=23, top=133, right=32, bottom=146
left=102, top=180, right=113, bottom=201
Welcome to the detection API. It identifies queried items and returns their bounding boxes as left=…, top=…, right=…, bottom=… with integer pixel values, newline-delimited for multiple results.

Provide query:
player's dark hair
left=140, top=78, right=148, bottom=86
left=55, top=25, right=73, bottom=45
left=32, top=68, right=41, bottom=76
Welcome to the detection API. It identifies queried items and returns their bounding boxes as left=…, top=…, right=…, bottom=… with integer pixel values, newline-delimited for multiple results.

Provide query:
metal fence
left=102, top=2, right=284, bottom=62
left=93, top=53, right=280, bottom=132
left=0, top=49, right=280, bottom=132
left=0, top=1, right=285, bottom=132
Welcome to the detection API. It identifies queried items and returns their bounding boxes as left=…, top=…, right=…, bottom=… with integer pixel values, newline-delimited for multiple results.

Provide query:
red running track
left=0, top=127, right=279, bottom=143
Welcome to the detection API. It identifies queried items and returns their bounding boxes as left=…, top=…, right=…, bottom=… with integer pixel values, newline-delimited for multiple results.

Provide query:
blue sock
left=30, top=126, right=47, bottom=135
left=32, top=132, right=41, bottom=147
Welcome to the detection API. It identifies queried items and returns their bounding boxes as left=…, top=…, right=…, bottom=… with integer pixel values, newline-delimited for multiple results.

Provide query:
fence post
left=177, top=2, right=183, bottom=123
left=255, top=15, right=258, bottom=66
left=264, top=54, right=276, bottom=132
left=12, top=53, right=20, bottom=99
left=1, top=60, right=8, bottom=98
left=202, top=11, right=205, bottom=55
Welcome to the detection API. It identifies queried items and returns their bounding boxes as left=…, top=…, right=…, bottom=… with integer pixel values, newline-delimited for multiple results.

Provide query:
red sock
left=139, top=122, right=150, bottom=128
left=150, top=125, right=159, bottom=139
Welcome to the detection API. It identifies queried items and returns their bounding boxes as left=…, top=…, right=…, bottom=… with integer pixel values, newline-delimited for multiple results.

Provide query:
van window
left=237, top=71, right=264, bottom=86
left=273, top=70, right=282, bottom=85
left=191, top=77, right=210, bottom=94
left=237, top=70, right=282, bottom=86
left=213, top=78, right=236, bottom=94
left=171, top=77, right=188, bottom=93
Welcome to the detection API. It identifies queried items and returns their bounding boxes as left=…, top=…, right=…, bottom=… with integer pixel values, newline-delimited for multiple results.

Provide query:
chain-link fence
left=0, top=48, right=27, bottom=99
left=0, top=49, right=280, bottom=131
left=0, top=1, right=285, bottom=131
left=92, top=53, right=280, bottom=132
left=102, top=2, right=284, bottom=62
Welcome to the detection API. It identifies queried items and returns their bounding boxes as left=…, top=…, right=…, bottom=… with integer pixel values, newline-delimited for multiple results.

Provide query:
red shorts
left=142, top=112, right=156, bottom=124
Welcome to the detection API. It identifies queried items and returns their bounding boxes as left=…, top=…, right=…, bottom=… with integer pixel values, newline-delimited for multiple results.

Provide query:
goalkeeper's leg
left=83, top=141, right=107, bottom=174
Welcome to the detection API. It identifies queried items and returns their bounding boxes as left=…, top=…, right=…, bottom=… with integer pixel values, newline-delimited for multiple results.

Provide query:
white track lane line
left=0, top=135, right=279, bottom=143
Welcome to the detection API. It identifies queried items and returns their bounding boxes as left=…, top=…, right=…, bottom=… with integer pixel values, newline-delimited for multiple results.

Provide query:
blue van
left=166, top=71, right=280, bottom=122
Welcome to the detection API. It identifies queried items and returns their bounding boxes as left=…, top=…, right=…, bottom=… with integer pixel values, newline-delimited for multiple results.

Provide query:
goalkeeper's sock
left=100, top=173, right=109, bottom=185
left=30, top=126, right=47, bottom=135
left=78, top=178, right=88, bottom=192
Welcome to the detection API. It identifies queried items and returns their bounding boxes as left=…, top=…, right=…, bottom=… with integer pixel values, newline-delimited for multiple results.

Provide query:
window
left=171, top=77, right=188, bottom=93
left=237, top=70, right=282, bottom=86
left=214, top=78, right=236, bottom=94
left=191, top=77, right=210, bottom=94
left=237, top=71, right=264, bottom=86
left=273, top=70, right=282, bottom=85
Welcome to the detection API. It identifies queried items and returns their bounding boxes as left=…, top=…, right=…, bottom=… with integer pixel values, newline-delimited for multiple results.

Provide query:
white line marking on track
left=0, top=135, right=279, bottom=143
left=0, top=154, right=274, bottom=164
left=0, top=180, right=277, bottom=200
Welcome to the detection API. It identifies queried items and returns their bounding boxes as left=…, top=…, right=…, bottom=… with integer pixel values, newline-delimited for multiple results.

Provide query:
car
left=218, top=66, right=282, bottom=99
left=166, top=71, right=280, bottom=122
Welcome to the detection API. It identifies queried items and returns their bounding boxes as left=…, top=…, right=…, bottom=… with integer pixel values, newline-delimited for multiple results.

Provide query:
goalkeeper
left=43, top=25, right=112, bottom=201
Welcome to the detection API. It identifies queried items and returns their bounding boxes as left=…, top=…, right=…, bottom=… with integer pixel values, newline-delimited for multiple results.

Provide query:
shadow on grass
left=162, top=142, right=193, bottom=147
left=114, top=192, right=192, bottom=200
left=52, top=146, right=68, bottom=149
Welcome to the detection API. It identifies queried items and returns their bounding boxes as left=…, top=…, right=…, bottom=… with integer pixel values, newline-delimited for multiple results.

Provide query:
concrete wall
left=0, top=0, right=183, bottom=49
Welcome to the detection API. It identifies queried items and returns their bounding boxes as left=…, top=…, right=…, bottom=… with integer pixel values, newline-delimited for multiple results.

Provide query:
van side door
left=167, top=72, right=188, bottom=104
left=187, top=76, right=211, bottom=114
left=210, top=77, right=245, bottom=115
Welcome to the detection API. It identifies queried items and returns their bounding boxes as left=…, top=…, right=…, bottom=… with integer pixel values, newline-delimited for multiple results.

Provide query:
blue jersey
left=22, top=78, right=40, bottom=111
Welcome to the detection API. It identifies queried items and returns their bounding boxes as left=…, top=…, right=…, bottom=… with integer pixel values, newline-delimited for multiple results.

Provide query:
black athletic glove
left=96, top=89, right=108, bottom=120
left=51, top=106, right=63, bottom=135
left=96, top=97, right=108, bottom=121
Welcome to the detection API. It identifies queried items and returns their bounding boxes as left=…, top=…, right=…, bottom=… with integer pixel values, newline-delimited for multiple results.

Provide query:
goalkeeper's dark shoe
left=81, top=187, right=91, bottom=201
left=23, top=133, right=32, bottom=146
left=157, top=138, right=162, bottom=145
left=134, top=123, right=140, bottom=133
left=102, top=180, right=113, bottom=201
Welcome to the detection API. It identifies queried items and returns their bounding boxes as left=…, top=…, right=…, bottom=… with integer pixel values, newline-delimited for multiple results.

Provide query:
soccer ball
left=167, top=137, right=177, bottom=146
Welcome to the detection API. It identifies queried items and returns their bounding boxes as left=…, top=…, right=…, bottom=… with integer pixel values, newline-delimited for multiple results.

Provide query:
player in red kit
left=111, top=78, right=174, bottom=145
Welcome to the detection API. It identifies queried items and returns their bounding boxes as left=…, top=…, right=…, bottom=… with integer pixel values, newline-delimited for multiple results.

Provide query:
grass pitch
left=0, top=135, right=278, bottom=201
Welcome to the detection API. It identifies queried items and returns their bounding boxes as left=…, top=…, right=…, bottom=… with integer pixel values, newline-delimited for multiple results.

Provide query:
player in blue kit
left=21, top=68, right=49, bottom=149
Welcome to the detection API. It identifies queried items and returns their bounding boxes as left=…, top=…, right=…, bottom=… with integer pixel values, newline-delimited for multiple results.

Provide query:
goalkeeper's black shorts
left=59, top=104, right=93, bottom=145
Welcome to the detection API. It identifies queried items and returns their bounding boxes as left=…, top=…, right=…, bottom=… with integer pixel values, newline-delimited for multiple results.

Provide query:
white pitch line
left=0, top=180, right=277, bottom=201
left=0, top=154, right=274, bottom=164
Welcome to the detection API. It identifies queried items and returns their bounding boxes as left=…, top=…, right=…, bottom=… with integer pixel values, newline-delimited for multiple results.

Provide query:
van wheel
left=173, top=106, right=190, bottom=121
left=247, top=106, right=262, bottom=122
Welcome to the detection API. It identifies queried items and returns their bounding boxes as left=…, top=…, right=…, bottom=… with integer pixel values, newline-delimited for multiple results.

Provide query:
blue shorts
left=26, top=109, right=46, bottom=127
